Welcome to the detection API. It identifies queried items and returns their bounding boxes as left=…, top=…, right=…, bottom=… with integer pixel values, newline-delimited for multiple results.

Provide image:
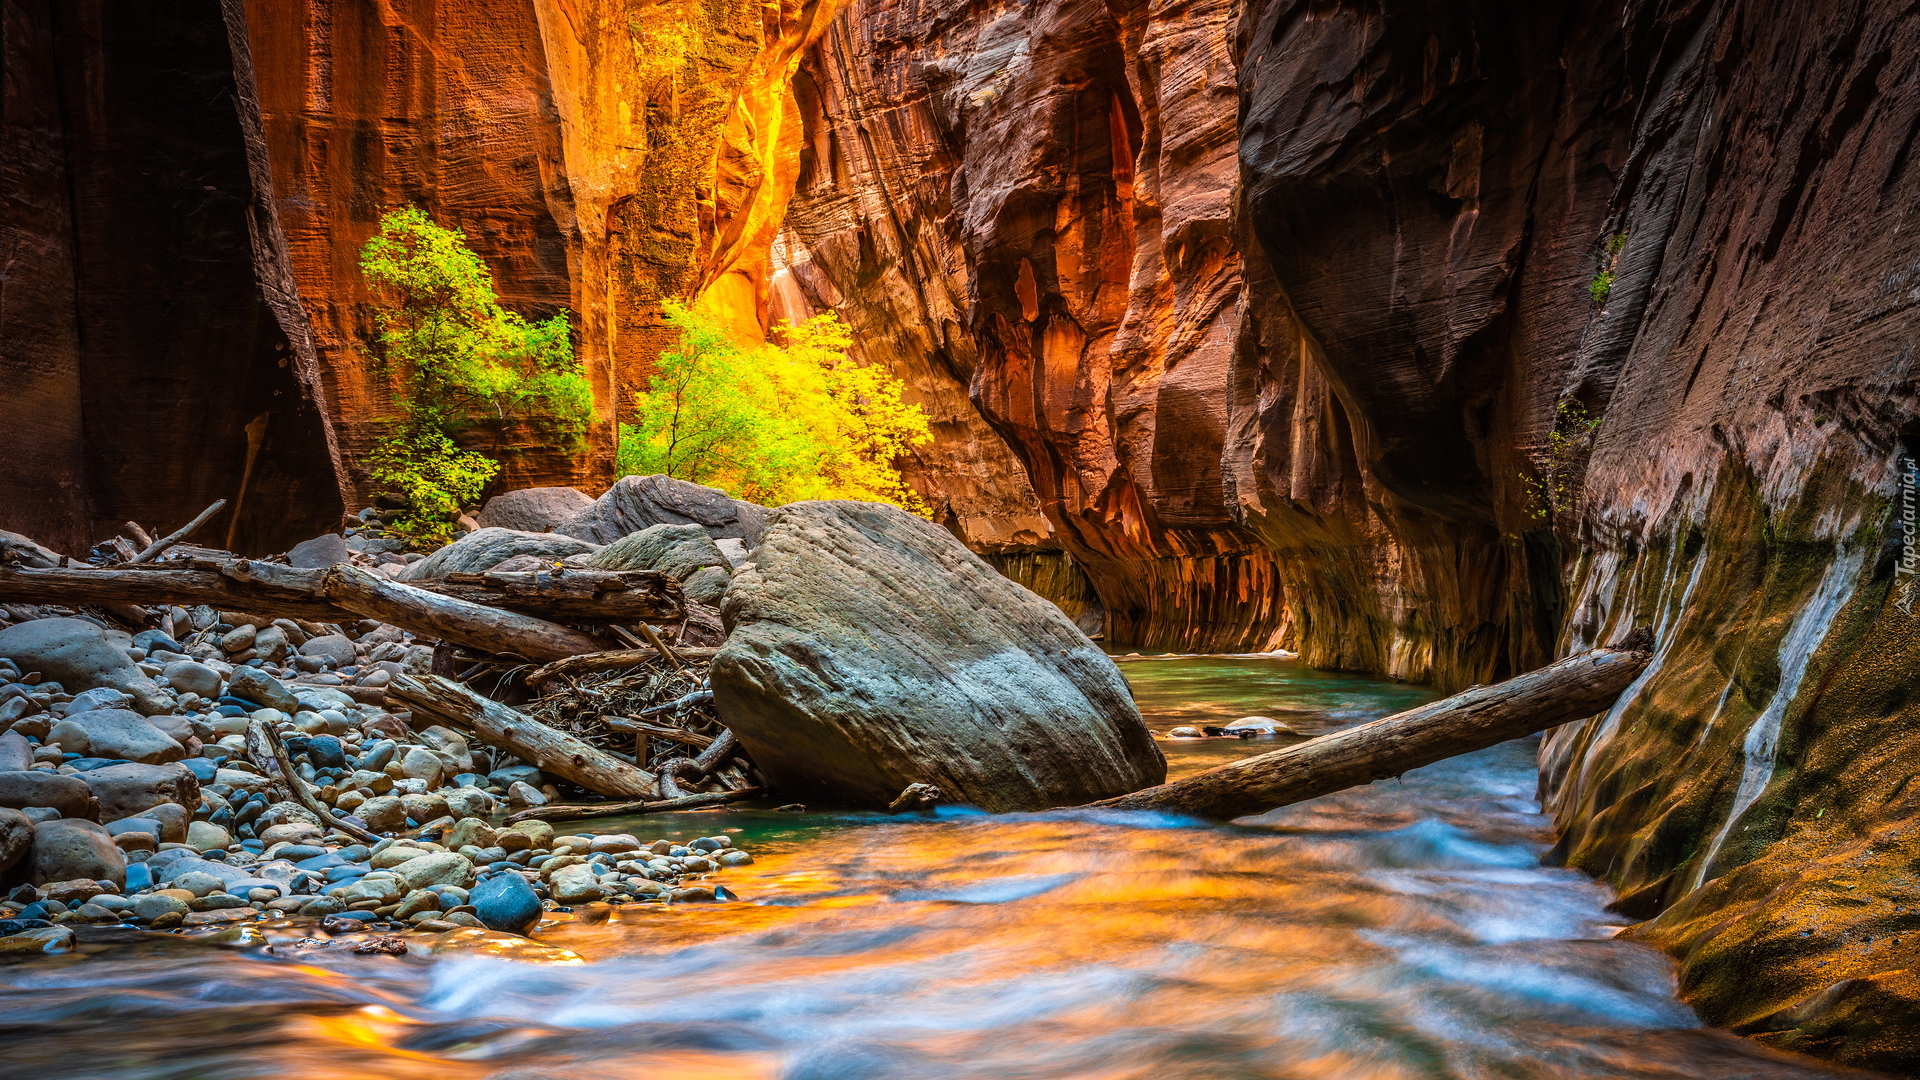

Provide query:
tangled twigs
left=659, top=730, right=739, bottom=799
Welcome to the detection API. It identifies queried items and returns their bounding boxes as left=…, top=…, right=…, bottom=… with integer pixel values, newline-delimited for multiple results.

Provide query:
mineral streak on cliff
left=236, top=0, right=836, bottom=503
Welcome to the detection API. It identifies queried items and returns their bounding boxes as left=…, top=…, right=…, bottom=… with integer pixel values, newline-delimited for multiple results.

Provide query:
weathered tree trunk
left=421, top=569, right=682, bottom=621
left=1086, top=636, right=1652, bottom=820
left=503, top=787, right=764, bottom=824
left=0, top=560, right=643, bottom=661
left=388, top=672, right=659, bottom=798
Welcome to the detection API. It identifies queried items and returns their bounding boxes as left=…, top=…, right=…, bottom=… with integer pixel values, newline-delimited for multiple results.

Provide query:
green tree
left=618, top=304, right=932, bottom=511
left=359, top=208, right=594, bottom=544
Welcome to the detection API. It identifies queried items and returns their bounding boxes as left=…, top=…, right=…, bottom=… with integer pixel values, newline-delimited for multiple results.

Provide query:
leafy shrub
left=366, top=427, right=500, bottom=547
left=358, top=208, right=594, bottom=544
left=1588, top=232, right=1629, bottom=306
left=1521, top=399, right=1602, bottom=522
left=618, top=304, right=932, bottom=510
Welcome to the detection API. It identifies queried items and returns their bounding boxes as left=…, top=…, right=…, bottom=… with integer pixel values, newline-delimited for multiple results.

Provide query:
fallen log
left=388, top=672, right=658, bottom=798
left=424, top=568, right=682, bottom=621
left=0, top=560, right=613, bottom=661
left=317, top=563, right=607, bottom=661
left=526, top=647, right=721, bottom=686
left=1086, top=633, right=1653, bottom=820
left=503, top=787, right=764, bottom=824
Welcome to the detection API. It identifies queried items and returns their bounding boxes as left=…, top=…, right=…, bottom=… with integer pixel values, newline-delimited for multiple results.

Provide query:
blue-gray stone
left=305, top=736, right=347, bottom=771
left=180, top=758, right=218, bottom=782
left=470, top=872, right=542, bottom=935
left=360, top=740, right=397, bottom=772
left=123, top=863, right=154, bottom=892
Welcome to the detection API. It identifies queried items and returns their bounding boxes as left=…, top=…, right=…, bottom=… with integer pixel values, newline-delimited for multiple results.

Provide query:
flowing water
left=0, top=655, right=1876, bottom=1079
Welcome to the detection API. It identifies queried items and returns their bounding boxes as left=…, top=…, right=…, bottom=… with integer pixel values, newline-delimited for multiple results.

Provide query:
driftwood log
left=418, top=568, right=682, bottom=621
left=0, top=560, right=668, bottom=661
left=525, top=647, right=721, bottom=686
left=1085, top=635, right=1653, bottom=820
left=249, top=718, right=381, bottom=844
left=388, top=672, right=659, bottom=798
left=504, top=787, right=764, bottom=824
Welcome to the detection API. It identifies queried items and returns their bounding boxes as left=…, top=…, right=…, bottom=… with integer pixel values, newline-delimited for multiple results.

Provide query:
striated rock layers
left=775, top=0, right=1287, bottom=653
left=779, top=0, right=1920, bottom=1063
left=234, top=0, right=840, bottom=502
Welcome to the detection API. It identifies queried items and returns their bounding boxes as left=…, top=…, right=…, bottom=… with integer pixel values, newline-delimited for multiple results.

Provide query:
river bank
left=0, top=656, right=1884, bottom=1080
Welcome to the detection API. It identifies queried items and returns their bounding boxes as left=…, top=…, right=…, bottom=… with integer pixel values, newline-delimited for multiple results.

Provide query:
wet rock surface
left=714, top=501, right=1165, bottom=811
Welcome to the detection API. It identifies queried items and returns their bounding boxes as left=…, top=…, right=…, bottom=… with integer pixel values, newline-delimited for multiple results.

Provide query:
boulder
left=681, top=565, right=732, bottom=605
left=553, top=474, right=768, bottom=546
left=0, top=808, right=30, bottom=875
left=185, top=821, right=230, bottom=852
left=286, top=533, right=352, bottom=569
left=0, top=771, right=91, bottom=818
left=474, top=487, right=596, bottom=533
left=398, top=528, right=598, bottom=581
left=297, top=634, right=357, bottom=669
left=394, top=851, right=474, bottom=890
left=0, top=733, right=28, bottom=772
left=82, top=762, right=200, bottom=820
left=55, top=709, right=185, bottom=764
left=357, top=795, right=407, bottom=833
left=711, top=501, right=1165, bottom=812
left=470, top=871, right=542, bottom=934
left=228, top=668, right=299, bottom=713
left=0, top=618, right=173, bottom=714
left=28, top=819, right=125, bottom=887
left=160, top=661, right=223, bottom=699
left=586, top=522, right=732, bottom=581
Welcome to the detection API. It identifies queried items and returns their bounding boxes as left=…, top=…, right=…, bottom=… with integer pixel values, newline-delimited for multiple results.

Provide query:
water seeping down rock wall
left=775, top=0, right=1920, bottom=1066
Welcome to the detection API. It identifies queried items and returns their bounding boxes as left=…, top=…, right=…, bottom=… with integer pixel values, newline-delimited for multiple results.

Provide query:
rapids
left=0, top=656, right=1874, bottom=1079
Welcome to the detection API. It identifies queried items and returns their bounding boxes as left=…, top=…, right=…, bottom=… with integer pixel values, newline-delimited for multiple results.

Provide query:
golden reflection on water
left=0, top=658, right=1887, bottom=1080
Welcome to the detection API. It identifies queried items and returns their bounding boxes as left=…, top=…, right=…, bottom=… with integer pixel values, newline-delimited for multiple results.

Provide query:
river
left=0, top=655, right=1874, bottom=1079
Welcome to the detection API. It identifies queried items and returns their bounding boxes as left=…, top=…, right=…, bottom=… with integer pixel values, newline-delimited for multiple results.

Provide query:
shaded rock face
left=712, top=501, right=1166, bottom=812
left=0, top=0, right=342, bottom=554
left=1228, top=0, right=1920, bottom=1069
left=778, top=0, right=1286, bottom=653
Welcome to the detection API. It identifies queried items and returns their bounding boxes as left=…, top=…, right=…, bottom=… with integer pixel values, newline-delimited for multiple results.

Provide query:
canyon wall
left=0, top=0, right=341, bottom=555
left=233, top=0, right=837, bottom=503
left=781, top=0, right=1920, bottom=1064
left=775, top=0, right=1288, bottom=653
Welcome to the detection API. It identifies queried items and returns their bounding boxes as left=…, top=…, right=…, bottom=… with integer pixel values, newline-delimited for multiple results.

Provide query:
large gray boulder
left=0, top=771, right=92, bottom=818
left=398, top=528, right=599, bottom=581
left=711, top=501, right=1164, bottom=812
left=286, top=533, right=352, bottom=569
left=475, top=487, right=595, bottom=533
left=82, top=762, right=200, bottom=820
left=0, top=808, right=31, bottom=875
left=0, top=618, right=173, bottom=715
left=28, top=819, right=124, bottom=888
left=554, top=475, right=767, bottom=546
left=48, top=709, right=185, bottom=764
left=586, top=523, right=732, bottom=582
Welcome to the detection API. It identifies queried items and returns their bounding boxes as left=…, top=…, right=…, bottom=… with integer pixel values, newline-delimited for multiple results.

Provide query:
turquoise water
left=0, top=656, right=1877, bottom=1079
